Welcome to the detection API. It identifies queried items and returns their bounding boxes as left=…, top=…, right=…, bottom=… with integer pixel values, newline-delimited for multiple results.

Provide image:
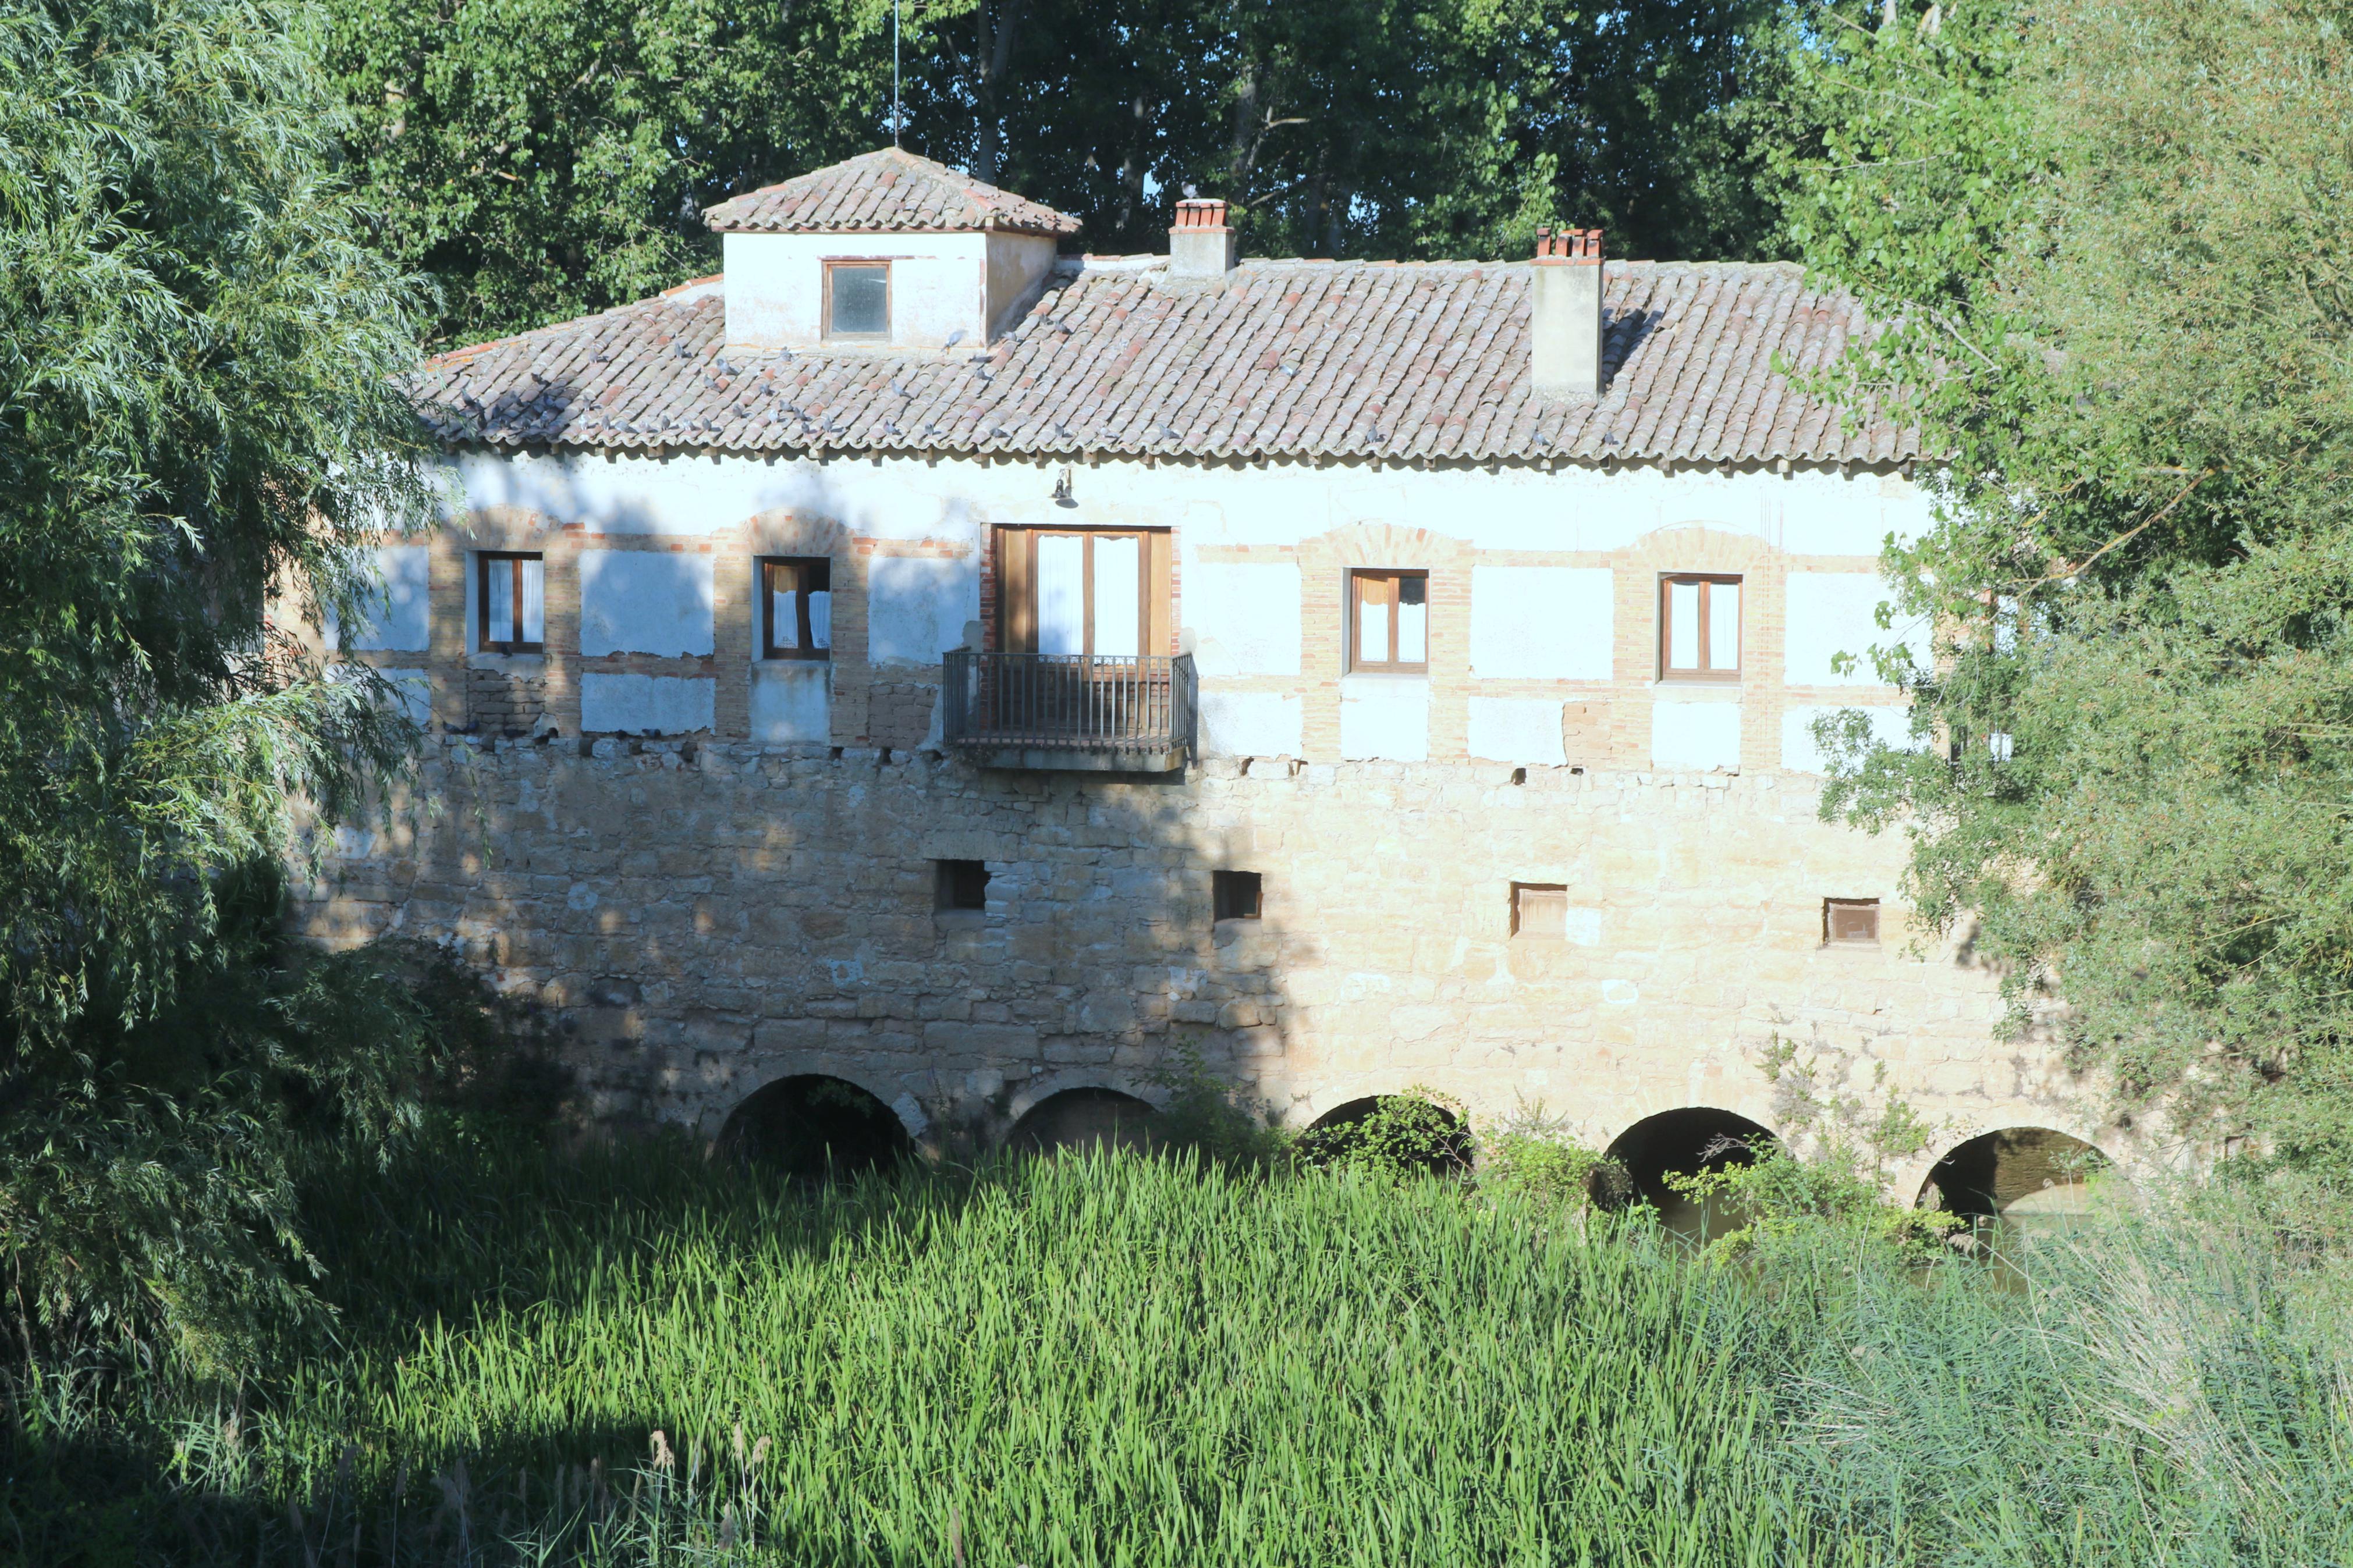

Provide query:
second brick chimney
left=1170, top=198, right=1237, bottom=278
left=1532, top=226, right=1604, bottom=398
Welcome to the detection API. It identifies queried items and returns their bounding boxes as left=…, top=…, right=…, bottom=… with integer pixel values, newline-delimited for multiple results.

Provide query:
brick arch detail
left=712, top=1059, right=930, bottom=1143
left=1612, top=524, right=1788, bottom=772
left=1593, top=1098, right=1784, bottom=1158
left=1003, top=1071, right=1169, bottom=1129
left=1290, top=1079, right=1469, bottom=1130
left=1293, top=522, right=1479, bottom=760
left=731, top=509, right=864, bottom=742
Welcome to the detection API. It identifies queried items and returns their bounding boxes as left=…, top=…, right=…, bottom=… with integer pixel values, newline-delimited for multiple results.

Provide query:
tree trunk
left=973, top=0, right=1032, bottom=184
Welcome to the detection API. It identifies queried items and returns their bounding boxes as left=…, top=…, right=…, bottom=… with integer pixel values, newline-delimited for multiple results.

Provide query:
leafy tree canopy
left=0, top=0, right=445, bottom=1374
left=320, top=0, right=1810, bottom=344
left=1785, top=0, right=2353, bottom=1171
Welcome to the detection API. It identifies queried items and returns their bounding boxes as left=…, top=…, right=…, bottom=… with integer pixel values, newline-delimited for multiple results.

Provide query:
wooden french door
left=996, top=528, right=1171, bottom=655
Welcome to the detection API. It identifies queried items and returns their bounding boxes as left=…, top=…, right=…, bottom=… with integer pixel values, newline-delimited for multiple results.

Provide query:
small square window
left=761, top=557, right=833, bottom=659
left=1350, top=570, right=1429, bottom=672
left=1213, top=870, right=1262, bottom=923
left=478, top=551, right=545, bottom=652
left=825, top=261, right=890, bottom=340
left=1512, top=883, right=1568, bottom=941
left=936, top=859, right=990, bottom=912
left=1824, top=898, right=1880, bottom=945
left=1660, top=574, right=1741, bottom=679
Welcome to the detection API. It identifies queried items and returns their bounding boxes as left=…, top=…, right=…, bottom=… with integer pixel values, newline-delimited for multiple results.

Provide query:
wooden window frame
left=760, top=556, right=833, bottom=661
left=1823, top=897, right=1881, bottom=946
left=476, top=550, right=544, bottom=654
left=993, top=527, right=1169, bottom=656
left=1511, top=882, right=1568, bottom=941
left=1213, top=870, right=1262, bottom=923
left=1658, top=573, right=1742, bottom=681
left=822, top=259, right=892, bottom=342
left=1348, top=568, right=1431, bottom=674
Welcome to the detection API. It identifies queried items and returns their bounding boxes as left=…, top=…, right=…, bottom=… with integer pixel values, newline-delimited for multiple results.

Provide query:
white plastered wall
left=332, top=545, right=431, bottom=652
left=579, top=550, right=715, bottom=656
left=722, top=230, right=1056, bottom=351
left=434, top=448, right=1932, bottom=759
left=1469, top=566, right=1612, bottom=678
left=1187, top=563, right=1303, bottom=675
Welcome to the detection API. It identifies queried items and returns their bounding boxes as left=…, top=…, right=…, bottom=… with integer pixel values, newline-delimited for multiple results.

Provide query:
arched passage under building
left=1601, top=1107, right=1779, bottom=1238
left=716, top=1074, right=914, bottom=1181
left=1300, top=1094, right=1472, bottom=1175
left=1919, top=1128, right=2110, bottom=1222
left=1007, top=1087, right=1165, bottom=1156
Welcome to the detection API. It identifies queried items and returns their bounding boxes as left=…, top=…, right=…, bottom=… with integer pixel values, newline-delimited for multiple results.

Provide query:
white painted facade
left=721, top=230, right=1061, bottom=351
left=428, top=445, right=1920, bottom=771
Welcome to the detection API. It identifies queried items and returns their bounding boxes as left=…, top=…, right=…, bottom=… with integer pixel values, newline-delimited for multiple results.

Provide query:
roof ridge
left=414, top=255, right=1919, bottom=467
left=701, top=147, right=1083, bottom=238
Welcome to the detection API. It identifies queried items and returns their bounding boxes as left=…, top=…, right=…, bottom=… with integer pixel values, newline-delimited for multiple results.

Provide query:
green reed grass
left=8, top=1136, right=2352, bottom=1566
left=270, top=1143, right=1832, bottom=1566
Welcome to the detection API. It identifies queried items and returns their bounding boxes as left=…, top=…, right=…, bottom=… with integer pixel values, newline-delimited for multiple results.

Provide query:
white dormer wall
left=722, top=230, right=1060, bottom=351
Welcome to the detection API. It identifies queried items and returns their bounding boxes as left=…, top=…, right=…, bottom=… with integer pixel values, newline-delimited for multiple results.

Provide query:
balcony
left=942, top=650, right=1197, bottom=772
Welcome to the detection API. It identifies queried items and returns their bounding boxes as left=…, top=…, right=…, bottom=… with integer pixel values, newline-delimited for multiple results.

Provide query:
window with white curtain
left=478, top=552, right=545, bottom=652
left=1659, top=574, right=1741, bottom=678
left=1032, top=531, right=1144, bottom=657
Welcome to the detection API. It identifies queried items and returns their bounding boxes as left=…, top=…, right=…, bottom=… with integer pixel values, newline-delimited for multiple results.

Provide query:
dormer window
left=824, top=261, right=890, bottom=341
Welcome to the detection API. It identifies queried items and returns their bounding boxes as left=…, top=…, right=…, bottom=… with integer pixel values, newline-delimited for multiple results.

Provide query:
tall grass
left=6, top=1135, right=2352, bottom=1566
left=293, top=1142, right=1827, bottom=1566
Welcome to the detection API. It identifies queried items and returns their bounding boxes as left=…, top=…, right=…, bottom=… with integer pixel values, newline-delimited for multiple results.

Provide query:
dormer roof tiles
left=413, top=257, right=1920, bottom=468
left=700, top=148, right=1084, bottom=237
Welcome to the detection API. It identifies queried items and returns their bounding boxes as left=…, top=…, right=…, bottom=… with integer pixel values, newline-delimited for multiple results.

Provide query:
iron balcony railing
left=942, top=650, right=1197, bottom=758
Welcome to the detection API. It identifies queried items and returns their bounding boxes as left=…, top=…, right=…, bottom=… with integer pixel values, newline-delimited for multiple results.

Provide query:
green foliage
left=315, top=0, right=906, bottom=346
left=1780, top=1193, right=2353, bottom=1566
left=1142, top=1043, right=1294, bottom=1169
left=1783, top=0, right=2353, bottom=1166
left=0, top=0, right=444, bottom=1378
left=1296, top=1087, right=1472, bottom=1176
left=0, top=870, right=440, bottom=1382
left=317, top=0, right=1814, bottom=342
left=1474, top=1098, right=1621, bottom=1208
left=10, top=1142, right=1834, bottom=1565
left=11, top=1144, right=2353, bottom=1564
left=1670, top=1143, right=1956, bottom=1257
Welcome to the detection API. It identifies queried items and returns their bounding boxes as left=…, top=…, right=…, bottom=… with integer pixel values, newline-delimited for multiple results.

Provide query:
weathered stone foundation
left=299, top=737, right=2117, bottom=1193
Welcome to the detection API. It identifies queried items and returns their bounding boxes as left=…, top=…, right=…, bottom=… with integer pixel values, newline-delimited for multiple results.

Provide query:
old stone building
left=304, top=148, right=2121, bottom=1211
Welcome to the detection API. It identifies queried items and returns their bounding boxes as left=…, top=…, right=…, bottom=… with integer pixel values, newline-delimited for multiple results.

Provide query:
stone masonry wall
left=298, top=737, right=2120, bottom=1193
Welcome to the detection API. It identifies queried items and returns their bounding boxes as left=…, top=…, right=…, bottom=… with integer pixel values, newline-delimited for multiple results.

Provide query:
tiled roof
left=414, top=258, right=1919, bottom=468
left=701, top=148, right=1083, bottom=237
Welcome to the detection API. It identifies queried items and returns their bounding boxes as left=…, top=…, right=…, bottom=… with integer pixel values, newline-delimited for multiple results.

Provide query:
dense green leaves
left=15, top=1146, right=2353, bottom=1565
left=320, top=0, right=1811, bottom=343
left=1789, top=0, right=2353, bottom=1168
left=0, top=0, right=445, bottom=1374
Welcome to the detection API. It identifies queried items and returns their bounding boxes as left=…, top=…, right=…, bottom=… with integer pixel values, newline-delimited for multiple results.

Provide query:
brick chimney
left=1532, top=226, right=1604, bottom=398
left=1170, top=198, right=1237, bottom=278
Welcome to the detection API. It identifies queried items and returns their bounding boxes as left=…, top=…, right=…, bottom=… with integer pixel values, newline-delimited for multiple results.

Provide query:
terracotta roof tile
left=701, top=148, right=1082, bottom=237
left=414, top=258, right=1919, bottom=468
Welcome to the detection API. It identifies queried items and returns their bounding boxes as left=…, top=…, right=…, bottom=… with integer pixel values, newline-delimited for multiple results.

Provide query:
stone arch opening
left=1300, top=1094, right=1472, bottom=1175
left=716, top=1075, right=914, bottom=1181
left=1600, top=1107, right=1779, bottom=1236
left=1919, top=1127, right=2109, bottom=1222
left=1008, top=1087, right=1164, bottom=1155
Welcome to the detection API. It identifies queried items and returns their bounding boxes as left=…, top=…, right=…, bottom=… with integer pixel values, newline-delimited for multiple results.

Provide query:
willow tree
left=1783, top=0, right=2353, bottom=1174
left=0, top=0, right=442, bottom=1375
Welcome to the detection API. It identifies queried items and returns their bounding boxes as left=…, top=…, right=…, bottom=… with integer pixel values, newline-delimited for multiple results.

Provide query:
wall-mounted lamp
left=1052, top=465, right=1076, bottom=508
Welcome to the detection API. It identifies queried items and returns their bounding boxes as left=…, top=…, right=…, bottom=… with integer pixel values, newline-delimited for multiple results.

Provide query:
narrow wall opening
left=716, top=1075, right=914, bottom=1181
